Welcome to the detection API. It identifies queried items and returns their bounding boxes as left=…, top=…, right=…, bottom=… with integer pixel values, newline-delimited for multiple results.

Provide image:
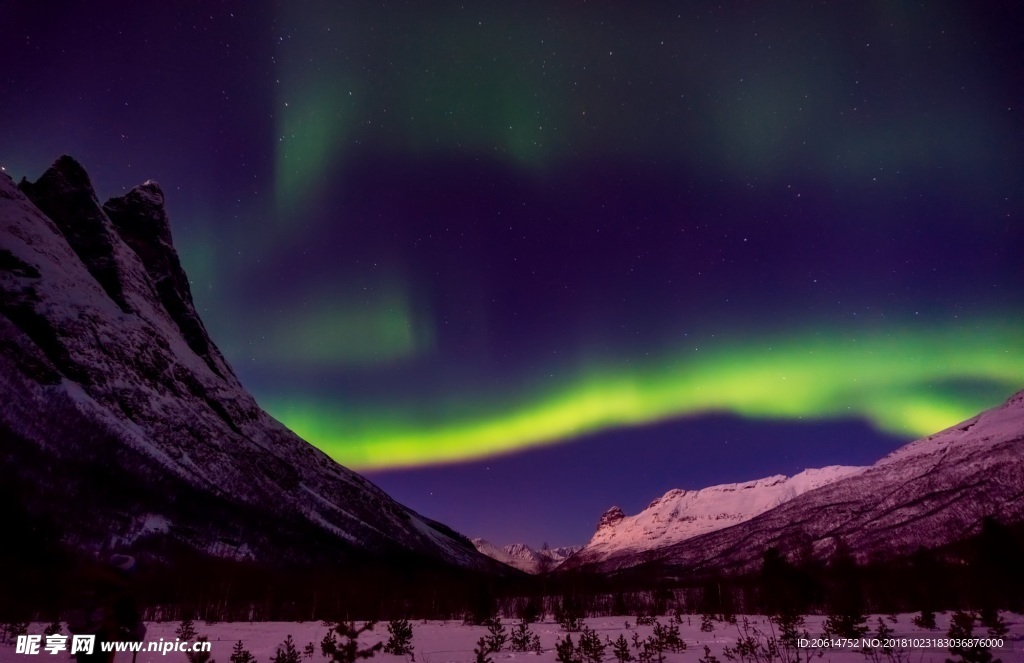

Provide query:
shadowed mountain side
left=0, top=157, right=502, bottom=573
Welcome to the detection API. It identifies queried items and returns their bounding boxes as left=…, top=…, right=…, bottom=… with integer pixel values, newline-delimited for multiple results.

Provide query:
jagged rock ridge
left=0, top=156, right=494, bottom=570
left=102, top=179, right=227, bottom=378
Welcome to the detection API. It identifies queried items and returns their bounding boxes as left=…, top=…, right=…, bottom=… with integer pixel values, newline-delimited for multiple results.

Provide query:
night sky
left=3, top=2, right=1022, bottom=548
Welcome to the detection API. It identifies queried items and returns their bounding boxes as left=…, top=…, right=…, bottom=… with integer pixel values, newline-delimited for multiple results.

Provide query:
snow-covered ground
left=2, top=613, right=1021, bottom=663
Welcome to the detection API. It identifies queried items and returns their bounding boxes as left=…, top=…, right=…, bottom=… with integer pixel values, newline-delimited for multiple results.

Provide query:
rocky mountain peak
left=103, top=179, right=229, bottom=378
left=19, top=154, right=92, bottom=194
left=503, top=543, right=536, bottom=558
left=104, top=180, right=169, bottom=244
left=597, top=506, right=626, bottom=531
left=18, top=155, right=133, bottom=312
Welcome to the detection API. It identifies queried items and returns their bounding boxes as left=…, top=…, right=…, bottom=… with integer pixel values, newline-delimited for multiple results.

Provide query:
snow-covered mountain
left=571, top=465, right=863, bottom=567
left=0, top=156, right=495, bottom=570
left=472, top=539, right=582, bottom=573
left=563, top=390, right=1024, bottom=574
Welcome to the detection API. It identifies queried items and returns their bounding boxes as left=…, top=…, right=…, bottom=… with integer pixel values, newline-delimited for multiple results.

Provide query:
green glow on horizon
left=267, top=321, right=1023, bottom=471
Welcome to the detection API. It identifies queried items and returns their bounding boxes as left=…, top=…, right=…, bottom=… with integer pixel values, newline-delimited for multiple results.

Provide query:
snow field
left=3, top=613, right=1020, bottom=663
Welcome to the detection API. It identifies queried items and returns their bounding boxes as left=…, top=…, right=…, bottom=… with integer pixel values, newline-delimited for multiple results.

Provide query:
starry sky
left=2, top=2, right=1022, bottom=548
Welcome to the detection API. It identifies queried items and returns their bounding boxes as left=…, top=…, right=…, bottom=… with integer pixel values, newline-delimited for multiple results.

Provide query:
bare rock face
left=18, top=155, right=133, bottom=312
left=0, top=157, right=492, bottom=571
left=103, top=180, right=229, bottom=378
left=597, top=506, right=626, bottom=531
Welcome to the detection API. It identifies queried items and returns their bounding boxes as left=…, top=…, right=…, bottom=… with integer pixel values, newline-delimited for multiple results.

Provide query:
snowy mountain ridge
left=574, top=465, right=864, bottom=565
left=471, top=539, right=582, bottom=573
left=563, top=390, right=1024, bottom=574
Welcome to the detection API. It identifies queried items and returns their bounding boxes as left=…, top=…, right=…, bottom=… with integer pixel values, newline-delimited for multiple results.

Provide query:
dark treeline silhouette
left=5, top=490, right=1022, bottom=623
left=549, top=517, right=1024, bottom=619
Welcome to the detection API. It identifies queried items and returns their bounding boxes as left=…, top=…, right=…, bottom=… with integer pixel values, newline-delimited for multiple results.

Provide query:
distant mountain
left=0, top=156, right=496, bottom=571
left=472, top=539, right=582, bottom=573
left=569, top=465, right=863, bottom=568
left=562, top=390, right=1024, bottom=575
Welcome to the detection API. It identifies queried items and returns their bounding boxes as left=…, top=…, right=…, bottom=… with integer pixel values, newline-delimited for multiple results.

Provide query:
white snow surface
left=578, top=465, right=864, bottom=562
left=876, top=388, right=1024, bottom=467
left=2, top=614, right=1020, bottom=663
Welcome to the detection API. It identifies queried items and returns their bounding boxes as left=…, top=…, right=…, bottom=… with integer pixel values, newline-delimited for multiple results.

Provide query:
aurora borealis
left=3, top=2, right=1022, bottom=546
left=275, top=322, right=1023, bottom=471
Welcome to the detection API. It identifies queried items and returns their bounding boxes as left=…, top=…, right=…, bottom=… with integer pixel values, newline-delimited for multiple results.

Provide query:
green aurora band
left=268, top=321, right=1023, bottom=470
left=269, top=3, right=1007, bottom=209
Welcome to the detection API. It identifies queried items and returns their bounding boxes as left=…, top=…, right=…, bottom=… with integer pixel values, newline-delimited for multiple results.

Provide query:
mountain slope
left=563, top=390, right=1024, bottom=575
left=0, top=157, right=492, bottom=569
left=570, top=465, right=863, bottom=568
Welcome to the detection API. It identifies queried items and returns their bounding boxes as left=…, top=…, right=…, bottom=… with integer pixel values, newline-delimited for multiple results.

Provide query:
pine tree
left=611, top=633, right=633, bottom=663
left=483, top=617, right=507, bottom=652
left=321, top=621, right=384, bottom=663
left=555, top=634, right=581, bottom=663
left=176, top=618, right=198, bottom=641
left=823, top=610, right=868, bottom=640
left=473, top=637, right=493, bottom=663
left=771, top=611, right=813, bottom=663
left=913, top=609, right=937, bottom=630
left=946, top=611, right=999, bottom=663
left=652, top=620, right=685, bottom=653
left=722, top=617, right=770, bottom=663
left=303, top=642, right=315, bottom=660
left=578, top=626, right=605, bottom=663
left=638, top=635, right=666, bottom=663
left=700, top=614, right=715, bottom=632
left=636, top=641, right=652, bottom=663
left=271, top=635, right=301, bottom=663
left=383, top=619, right=414, bottom=656
left=230, top=640, right=256, bottom=663
left=860, top=616, right=908, bottom=663
left=979, top=608, right=1008, bottom=639
left=510, top=619, right=540, bottom=652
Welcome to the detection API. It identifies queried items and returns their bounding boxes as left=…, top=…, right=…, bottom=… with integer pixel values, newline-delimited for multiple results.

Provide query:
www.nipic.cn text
left=15, top=634, right=211, bottom=656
